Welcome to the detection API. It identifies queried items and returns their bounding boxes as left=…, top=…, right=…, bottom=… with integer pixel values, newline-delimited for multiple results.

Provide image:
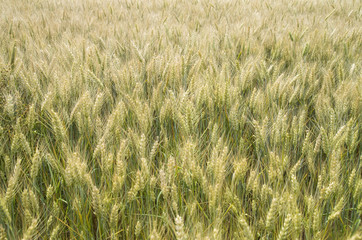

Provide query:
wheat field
left=0, top=0, right=361, bottom=239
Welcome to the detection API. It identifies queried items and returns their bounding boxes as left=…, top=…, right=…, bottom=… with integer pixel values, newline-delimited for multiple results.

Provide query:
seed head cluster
left=0, top=0, right=360, bottom=239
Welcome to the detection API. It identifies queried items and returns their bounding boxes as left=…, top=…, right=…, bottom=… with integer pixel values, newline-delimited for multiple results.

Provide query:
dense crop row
left=0, top=0, right=361, bottom=239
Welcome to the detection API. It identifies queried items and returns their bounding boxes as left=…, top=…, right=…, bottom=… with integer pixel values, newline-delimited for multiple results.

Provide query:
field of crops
left=0, top=0, right=361, bottom=239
